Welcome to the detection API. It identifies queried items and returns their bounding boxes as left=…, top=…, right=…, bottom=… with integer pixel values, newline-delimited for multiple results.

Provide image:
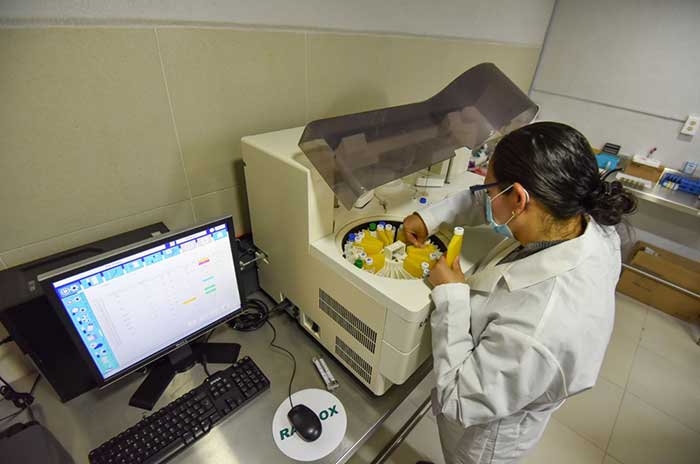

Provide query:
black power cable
left=0, top=374, right=41, bottom=424
left=0, top=408, right=24, bottom=424
left=228, top=298, right=298, bottom=409
left=200, top=330, right=214, bottom=377
left=227, top=298, right=270, bottom=332
left=264, top=319, right=297, bottom=409
left=601, top=168, right=623, bottom=181
left=203, top=297, right=291, bottom=381
left=0, top=373, right=37, bottom=409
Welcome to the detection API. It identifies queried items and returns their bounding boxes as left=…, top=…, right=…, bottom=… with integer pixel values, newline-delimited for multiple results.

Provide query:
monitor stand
left=129, top=341, right=241, bottom=411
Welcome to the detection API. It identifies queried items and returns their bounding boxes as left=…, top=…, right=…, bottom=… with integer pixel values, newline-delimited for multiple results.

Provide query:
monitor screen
left=39, top=217, right=243, bottom=385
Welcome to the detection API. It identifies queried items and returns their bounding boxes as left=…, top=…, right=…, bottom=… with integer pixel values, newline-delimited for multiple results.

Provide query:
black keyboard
left=89, top=356, right=270, bottom=464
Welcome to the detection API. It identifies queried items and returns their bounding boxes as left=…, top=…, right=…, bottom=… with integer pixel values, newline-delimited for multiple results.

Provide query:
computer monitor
left=39, top=217, right=243, bottom=405
left=0, top=222, right=169, bottom=402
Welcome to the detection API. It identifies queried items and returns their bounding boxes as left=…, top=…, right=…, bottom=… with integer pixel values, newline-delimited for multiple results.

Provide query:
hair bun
left=586, top=180, right=636, bottom=225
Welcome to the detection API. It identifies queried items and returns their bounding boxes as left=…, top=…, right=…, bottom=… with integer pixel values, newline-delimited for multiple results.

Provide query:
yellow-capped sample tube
left=445, top=226, right=464, bottom=267
left=407, top=246, right=431, bottom=260
left=403, top=255, right=424, bottom=278
left=376, top=224, right=389, bottom=246
left=360, top=234, right=384, bottom=255
left=385, top=224, right=396, bottom=244
left=369, top=253, right=385, bottom=273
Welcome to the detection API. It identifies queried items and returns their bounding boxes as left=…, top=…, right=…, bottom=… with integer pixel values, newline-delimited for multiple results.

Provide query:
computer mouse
left=287, top=404, right=322, bottom=442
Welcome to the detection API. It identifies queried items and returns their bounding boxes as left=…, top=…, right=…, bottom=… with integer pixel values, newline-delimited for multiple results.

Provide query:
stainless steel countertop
left=623, top=180, right=700, bottom=216
left=612, top=166, right=700, bottom=217
left=1, top=312, right=431, bottom=464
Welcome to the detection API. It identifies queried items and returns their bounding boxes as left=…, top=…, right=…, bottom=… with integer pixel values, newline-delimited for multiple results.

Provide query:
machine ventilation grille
left=335, top=337, right=372, bottom=384
left=319, top=289, right=377, bottom=353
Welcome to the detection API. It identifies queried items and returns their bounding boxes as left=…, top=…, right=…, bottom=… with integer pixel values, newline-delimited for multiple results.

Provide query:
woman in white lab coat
left=403, top=122, right=636, bottom=464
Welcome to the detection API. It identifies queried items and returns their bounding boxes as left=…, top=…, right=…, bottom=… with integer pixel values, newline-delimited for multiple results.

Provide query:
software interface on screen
left=51, top=223, right=241, bottom=380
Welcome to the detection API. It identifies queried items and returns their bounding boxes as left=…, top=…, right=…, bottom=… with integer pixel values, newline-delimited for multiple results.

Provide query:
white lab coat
left=418, top=189, right=619, bottom=464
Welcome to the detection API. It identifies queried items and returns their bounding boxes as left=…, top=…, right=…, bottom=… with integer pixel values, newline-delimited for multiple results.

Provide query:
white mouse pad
left=272, top=388, right=347, bottom=461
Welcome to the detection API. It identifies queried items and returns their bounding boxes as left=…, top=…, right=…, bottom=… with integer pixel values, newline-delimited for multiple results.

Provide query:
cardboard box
left=624, top=160, right=665, bottom=184
left=617, top=242, right=700, bottom=324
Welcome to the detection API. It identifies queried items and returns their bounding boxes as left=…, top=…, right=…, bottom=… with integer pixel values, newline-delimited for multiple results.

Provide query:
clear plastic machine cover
left=298, top=63, right=539, bottom=209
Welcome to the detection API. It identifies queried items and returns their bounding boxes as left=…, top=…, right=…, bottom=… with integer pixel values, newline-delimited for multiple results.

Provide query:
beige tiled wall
left=307, top=33, right=539, bottom=120
left=0, top=26, right=539, bottom=380
left=155, top=28, right=308, bottom=196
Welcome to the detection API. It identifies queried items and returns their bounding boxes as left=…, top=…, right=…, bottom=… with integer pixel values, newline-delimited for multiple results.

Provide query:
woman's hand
left=429, top=256, right=465, bottom=287
left=403, top=213, right=428, bottom=247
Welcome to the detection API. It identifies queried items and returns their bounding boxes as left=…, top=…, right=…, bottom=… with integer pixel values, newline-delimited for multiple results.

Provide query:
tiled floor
left=349, top=293, right=700, bottom=464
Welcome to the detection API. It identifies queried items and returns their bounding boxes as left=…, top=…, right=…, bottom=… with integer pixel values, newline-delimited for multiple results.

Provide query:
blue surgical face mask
left=484, top=184, right=529, bottom=239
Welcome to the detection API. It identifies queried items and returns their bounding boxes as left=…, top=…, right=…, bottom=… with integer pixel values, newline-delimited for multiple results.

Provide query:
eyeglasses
left=469, top=182, right=501, bottom=193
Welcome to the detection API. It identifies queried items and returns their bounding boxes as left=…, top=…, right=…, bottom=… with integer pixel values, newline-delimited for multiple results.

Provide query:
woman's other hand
left=429, top=256, right=465, bottom=287
left=403, top=213, right=428, bottom=247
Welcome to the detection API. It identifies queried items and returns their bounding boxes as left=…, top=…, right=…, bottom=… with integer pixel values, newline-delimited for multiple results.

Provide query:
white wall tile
left=627, top=346, right=700, bottom=433
left=600, top=330, right=639, bottom=388
left=192, top=186, right=250, bottom=235
left=640, top=308, right=700, bottom=379
left=157, top=28, right=307, bottom=196
left=603, top=455, right=623, bottom=464
left=533, top=1, right=700, bottom=120
left=0, top=0, right=555, bottom=46
left=530, top=89, right=700, bottom=172
left=307, top=32, right=539, bottom=121
left=554, top=378, right=624, bottom=450
left=0, top=28, right=187, bottom=252
left=613, top=293, right=648, bottom=342
left=523, top=418, right=604, bottom=464
left=0, top=201, right=195, bottom=268
left=608, top=393, right=700, bottom=464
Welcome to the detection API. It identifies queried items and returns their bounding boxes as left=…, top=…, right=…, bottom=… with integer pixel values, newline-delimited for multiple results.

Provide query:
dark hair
left=491, top=122, right=636, bottom=226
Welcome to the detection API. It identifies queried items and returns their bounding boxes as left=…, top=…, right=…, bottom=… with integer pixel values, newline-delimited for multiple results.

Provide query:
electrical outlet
left=680, top=115, right=699, bottom=136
